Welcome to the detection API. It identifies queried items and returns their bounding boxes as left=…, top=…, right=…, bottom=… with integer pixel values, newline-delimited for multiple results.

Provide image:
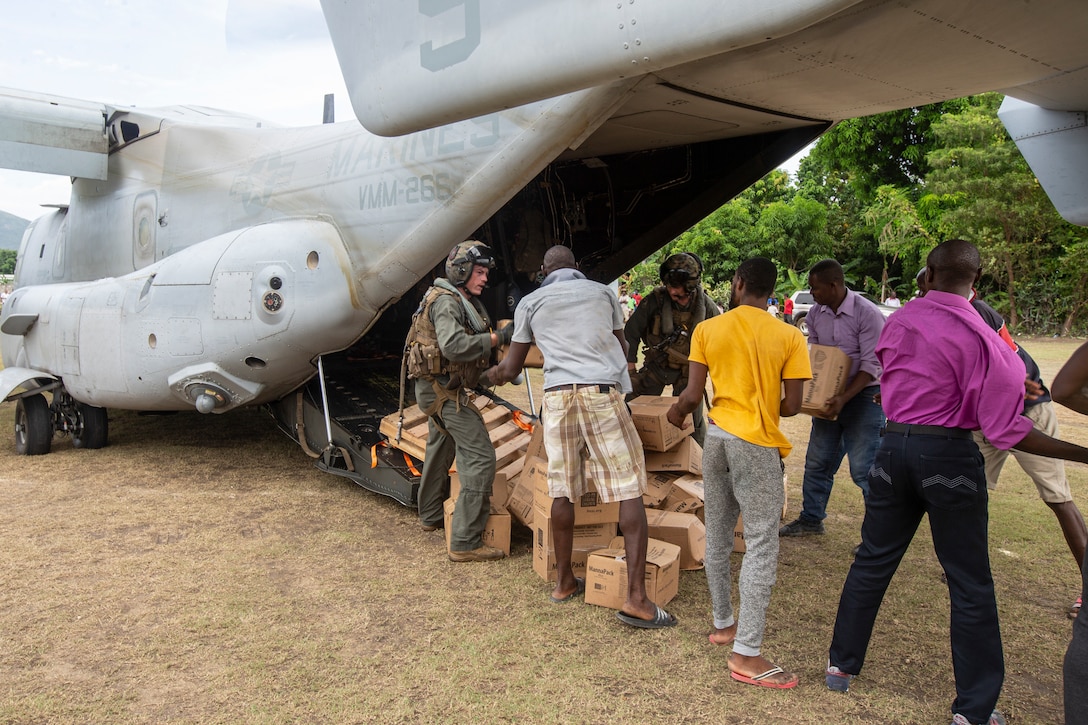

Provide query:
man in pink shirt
left=825, top=239, right=1088, bottom=725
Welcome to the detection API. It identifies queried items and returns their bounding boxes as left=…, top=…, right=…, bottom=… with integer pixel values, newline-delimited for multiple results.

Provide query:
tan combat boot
left=448, top=545, right=506, bottom=562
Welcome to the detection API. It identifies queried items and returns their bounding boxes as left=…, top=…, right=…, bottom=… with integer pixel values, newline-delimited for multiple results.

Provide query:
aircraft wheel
left=73, top=404, right=109, bottom=449
left=15, top=394, right=53, bottom=455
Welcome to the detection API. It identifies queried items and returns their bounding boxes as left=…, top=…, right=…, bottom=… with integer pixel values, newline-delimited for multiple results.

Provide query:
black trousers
left=1066, top=541, right=1088, bottom=725
left=829, top=430, right=1002, bottom=724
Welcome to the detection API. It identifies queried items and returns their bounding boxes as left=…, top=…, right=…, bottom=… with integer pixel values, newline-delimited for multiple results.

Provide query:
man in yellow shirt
left=668, top=256, right=811, bottom=689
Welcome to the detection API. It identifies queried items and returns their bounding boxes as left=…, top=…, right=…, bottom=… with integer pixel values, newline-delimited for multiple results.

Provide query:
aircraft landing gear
left=52, top=391, right=109, bottom=450
left=72, top=403, right=108, bottom=449
left=12, top=389, right=109, bottom=455
left=15, top=393, right=52, bottom=455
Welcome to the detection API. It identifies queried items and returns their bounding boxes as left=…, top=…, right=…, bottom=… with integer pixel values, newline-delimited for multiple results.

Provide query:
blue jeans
left=800, top=386, right=884, bottom=523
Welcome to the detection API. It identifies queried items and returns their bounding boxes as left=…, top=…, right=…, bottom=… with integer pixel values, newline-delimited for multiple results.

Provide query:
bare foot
left=619, top=597, right=656, bottom=622
left=727, top=652, right=799, bottom=689
left=708, top=624, right=736, bottom=646
left=548, top=577, right=584, bottom=603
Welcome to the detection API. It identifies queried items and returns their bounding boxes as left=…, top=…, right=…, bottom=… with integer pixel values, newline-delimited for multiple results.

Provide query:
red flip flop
left=730, top=666, right=799, bottom=689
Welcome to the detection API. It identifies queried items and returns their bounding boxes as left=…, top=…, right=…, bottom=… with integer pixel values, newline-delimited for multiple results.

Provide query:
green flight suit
left=624, top=286, right=719, bottom=446
left=413, top=289, right=497, bottom=552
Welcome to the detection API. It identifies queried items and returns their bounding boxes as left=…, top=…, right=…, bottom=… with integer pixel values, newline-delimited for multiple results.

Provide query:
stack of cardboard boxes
left=628, top=396, right=709, bottom=566
left=382, top=393, right=535, bottom=559
left=379, top=388, right=794, bottom=610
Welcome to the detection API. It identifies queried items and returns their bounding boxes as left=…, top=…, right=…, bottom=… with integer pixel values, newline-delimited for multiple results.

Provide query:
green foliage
left=650, top=92, right=1088, bottom=333
left=0, top=249, right=16, bottom=275
left=754, top=196, right=834, bottom=271
left=924, top=93, right=1088, bottom=329
left=803, top=99, right=970, bottom=204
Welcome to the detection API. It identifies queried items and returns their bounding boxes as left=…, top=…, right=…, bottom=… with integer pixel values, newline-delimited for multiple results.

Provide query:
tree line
left=623, top=93, right=1088, bottom=335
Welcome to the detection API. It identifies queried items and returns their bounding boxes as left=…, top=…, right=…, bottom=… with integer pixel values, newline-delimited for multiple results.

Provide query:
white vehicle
left=0, top=1, right=1084, bottom=504
left=790, top=290, right=895, bottom=335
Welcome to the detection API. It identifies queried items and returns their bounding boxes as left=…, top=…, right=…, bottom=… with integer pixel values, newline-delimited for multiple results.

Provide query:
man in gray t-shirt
left=485, top=246, right=676, bottom=629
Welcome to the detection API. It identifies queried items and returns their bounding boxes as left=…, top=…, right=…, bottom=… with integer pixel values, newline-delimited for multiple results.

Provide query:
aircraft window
left=307, top=251, right=319, bottom=270
left=120, top=121, right=140, bottom=143
left=148, top=334, right=157, bottom=349
left=245, top=357, right=267, bottom=369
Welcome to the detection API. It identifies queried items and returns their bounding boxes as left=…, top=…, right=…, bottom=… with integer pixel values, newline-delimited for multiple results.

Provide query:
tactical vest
left=642, top=286, right=707, bottom=369
left=404, top=285, right=487, bottom=388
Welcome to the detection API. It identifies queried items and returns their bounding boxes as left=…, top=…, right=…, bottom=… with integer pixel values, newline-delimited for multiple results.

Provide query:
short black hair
left=927, top=239, right=981, bottom=286
left=809, top=258, right=844, bottom=284
left=736, top=257, right=777, bottom=298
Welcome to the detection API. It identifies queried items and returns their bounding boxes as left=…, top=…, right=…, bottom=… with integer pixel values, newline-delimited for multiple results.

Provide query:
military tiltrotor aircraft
left=0, top=0, right=1086, bottom=504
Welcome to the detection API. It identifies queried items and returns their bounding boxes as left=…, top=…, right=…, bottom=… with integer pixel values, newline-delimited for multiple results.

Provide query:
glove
left=496, top=323, right=514, bottom=346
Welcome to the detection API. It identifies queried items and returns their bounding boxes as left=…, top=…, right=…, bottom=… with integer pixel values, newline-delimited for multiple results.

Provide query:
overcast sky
left=0, top=0, right=349, bottom=221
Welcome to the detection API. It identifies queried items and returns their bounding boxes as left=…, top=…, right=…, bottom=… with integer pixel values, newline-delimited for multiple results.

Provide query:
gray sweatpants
left=703, top=425, right=785, bottom=657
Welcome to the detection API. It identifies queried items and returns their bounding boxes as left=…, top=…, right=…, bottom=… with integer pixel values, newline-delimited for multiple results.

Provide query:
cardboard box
left=643, top=471, right=680, bottom=508
left=660, top=474, right=705, bottom=515
left=505, top=470, right=536, bottom=527
left=628, top=396, right=694, bottom=452
left=531, top=507, right=618, bottom=581
left=585, top=536, right=680, bottom=610
left=496, top=342, right=545, bottom=368
left=644, top=436, right=702, bottom=475
left=733, top=516, right=748, bottom=553
left=645, top=509, right=706, bottom=570
left=524, top=423, right=546, bottom=464
left=450, top=471, right=508, bottom=513
left=495, top=321, right=544, bottom=367
left=526, top=456, right=620, bottom=525
left=801, top=344, right=851, bottom=419
left=443, top=497, right=512, bottom=555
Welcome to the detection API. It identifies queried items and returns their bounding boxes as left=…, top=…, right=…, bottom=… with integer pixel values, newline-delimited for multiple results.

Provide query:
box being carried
left=628, top=396, right=693, bottom=452
left=801, top=344, right=851, bottom=420
left=495, top=319, right=545, bottom=367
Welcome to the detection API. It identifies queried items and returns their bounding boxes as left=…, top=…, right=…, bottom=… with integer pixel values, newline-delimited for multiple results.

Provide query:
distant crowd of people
left=403, top=239, right=1088, bottom=725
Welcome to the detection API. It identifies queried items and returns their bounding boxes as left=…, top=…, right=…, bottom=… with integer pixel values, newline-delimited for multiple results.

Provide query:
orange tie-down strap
left=511, top=410, right=535, bottom=432
left=371, top=441, right=421, bottom=477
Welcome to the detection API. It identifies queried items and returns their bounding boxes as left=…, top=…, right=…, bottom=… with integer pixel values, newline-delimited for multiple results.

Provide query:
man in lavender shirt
left=825, top=239, right=1088, bottom=725
left=780, top=259, right=886, bottom=538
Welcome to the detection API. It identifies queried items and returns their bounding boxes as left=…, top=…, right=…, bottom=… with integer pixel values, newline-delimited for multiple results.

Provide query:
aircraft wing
left=321, top=0, right=1088, bottom=225
left=319, top=0, right=860, bottom=137
left=322, top=0, right=1088, bottom=138
left=0, top=88, right=108, bottom=180
left=0, top=88, right=279, bottom=181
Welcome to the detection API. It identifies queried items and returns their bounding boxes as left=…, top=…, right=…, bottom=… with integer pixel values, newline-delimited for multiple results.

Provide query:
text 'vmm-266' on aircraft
left=0, top=0, right=1085, bottom=504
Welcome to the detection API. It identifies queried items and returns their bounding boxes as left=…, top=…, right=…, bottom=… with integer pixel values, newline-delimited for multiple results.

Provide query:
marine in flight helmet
left=445, top=240, right=496, bottom=287
left=659, top=252, right=702, bottom=292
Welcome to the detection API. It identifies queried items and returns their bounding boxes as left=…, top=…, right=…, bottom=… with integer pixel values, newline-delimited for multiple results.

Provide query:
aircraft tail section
left=319, top=0, right=861, bottom=136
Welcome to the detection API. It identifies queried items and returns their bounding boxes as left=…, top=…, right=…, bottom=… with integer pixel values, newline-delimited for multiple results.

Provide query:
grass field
left=0, top=336, right=1084, bottom=724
